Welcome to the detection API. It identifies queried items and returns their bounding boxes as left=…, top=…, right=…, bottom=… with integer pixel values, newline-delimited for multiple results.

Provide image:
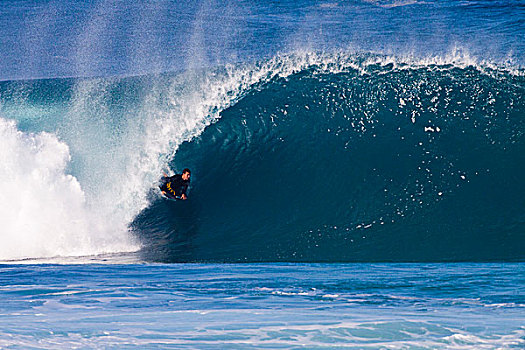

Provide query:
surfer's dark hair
left=183, top=168, right=191, bottom=174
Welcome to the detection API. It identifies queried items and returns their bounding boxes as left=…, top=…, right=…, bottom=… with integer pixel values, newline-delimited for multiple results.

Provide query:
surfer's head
left=182, top=168, right=191, bottom=181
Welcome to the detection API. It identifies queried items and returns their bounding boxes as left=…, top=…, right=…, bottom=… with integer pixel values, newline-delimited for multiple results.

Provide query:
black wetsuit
left=159, top=174, right=190, bottom=199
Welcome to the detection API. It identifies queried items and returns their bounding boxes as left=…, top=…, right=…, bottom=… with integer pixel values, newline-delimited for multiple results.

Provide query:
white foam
left=0, top=118, right=137, bottom=260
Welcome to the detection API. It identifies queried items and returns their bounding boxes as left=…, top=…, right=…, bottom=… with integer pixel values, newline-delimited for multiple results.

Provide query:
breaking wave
left=0, top=52, right=523, bottom=261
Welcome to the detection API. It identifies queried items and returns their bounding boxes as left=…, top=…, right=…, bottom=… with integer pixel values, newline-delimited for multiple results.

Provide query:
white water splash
left=0, top=118, right=138, bottom=260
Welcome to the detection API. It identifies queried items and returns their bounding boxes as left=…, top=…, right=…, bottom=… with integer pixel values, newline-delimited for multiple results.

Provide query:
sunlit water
left=1, top=263, right=523, bottom=348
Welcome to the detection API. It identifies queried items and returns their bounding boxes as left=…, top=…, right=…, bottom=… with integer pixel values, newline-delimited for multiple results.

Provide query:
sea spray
left=0, top=118, right=137, bottom=259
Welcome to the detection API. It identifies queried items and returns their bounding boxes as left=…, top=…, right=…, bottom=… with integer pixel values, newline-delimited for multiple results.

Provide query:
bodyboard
left=158, top=187, right=181, bottom=201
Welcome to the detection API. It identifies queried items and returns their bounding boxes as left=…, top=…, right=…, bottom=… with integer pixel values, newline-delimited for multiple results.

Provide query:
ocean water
left=0, top=0, right=524, bottom=348
left=1, top=263, right=524, bottom=349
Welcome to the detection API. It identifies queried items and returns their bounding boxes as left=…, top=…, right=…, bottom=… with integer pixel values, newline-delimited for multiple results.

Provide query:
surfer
left=159, top=168, right=191, bottom=200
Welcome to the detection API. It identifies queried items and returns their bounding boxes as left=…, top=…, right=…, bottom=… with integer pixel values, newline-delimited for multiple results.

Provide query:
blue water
left=1, top=263, right=524, bottom=348
left=1, top=0, right=524, bottom=347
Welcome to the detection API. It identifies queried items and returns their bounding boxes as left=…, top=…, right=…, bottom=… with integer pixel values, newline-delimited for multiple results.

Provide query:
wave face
left=133, top=56, right=525, bottom=262
left=1, top=53, right=524, bottom=262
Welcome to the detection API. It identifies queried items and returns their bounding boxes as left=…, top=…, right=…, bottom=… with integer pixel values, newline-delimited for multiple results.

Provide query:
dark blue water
left=135, top=63, right=525, bottom=262
left=0, top=0, right=524, bottom=347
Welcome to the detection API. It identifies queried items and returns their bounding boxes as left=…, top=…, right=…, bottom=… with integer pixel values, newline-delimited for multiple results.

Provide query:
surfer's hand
left=162, top=191, right=166, bottom=195
left=181, top=194, right=187, bottom=200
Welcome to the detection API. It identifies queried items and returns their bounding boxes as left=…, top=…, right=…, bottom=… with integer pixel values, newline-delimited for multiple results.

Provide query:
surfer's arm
left=180, top=183, right=189, bottom=200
